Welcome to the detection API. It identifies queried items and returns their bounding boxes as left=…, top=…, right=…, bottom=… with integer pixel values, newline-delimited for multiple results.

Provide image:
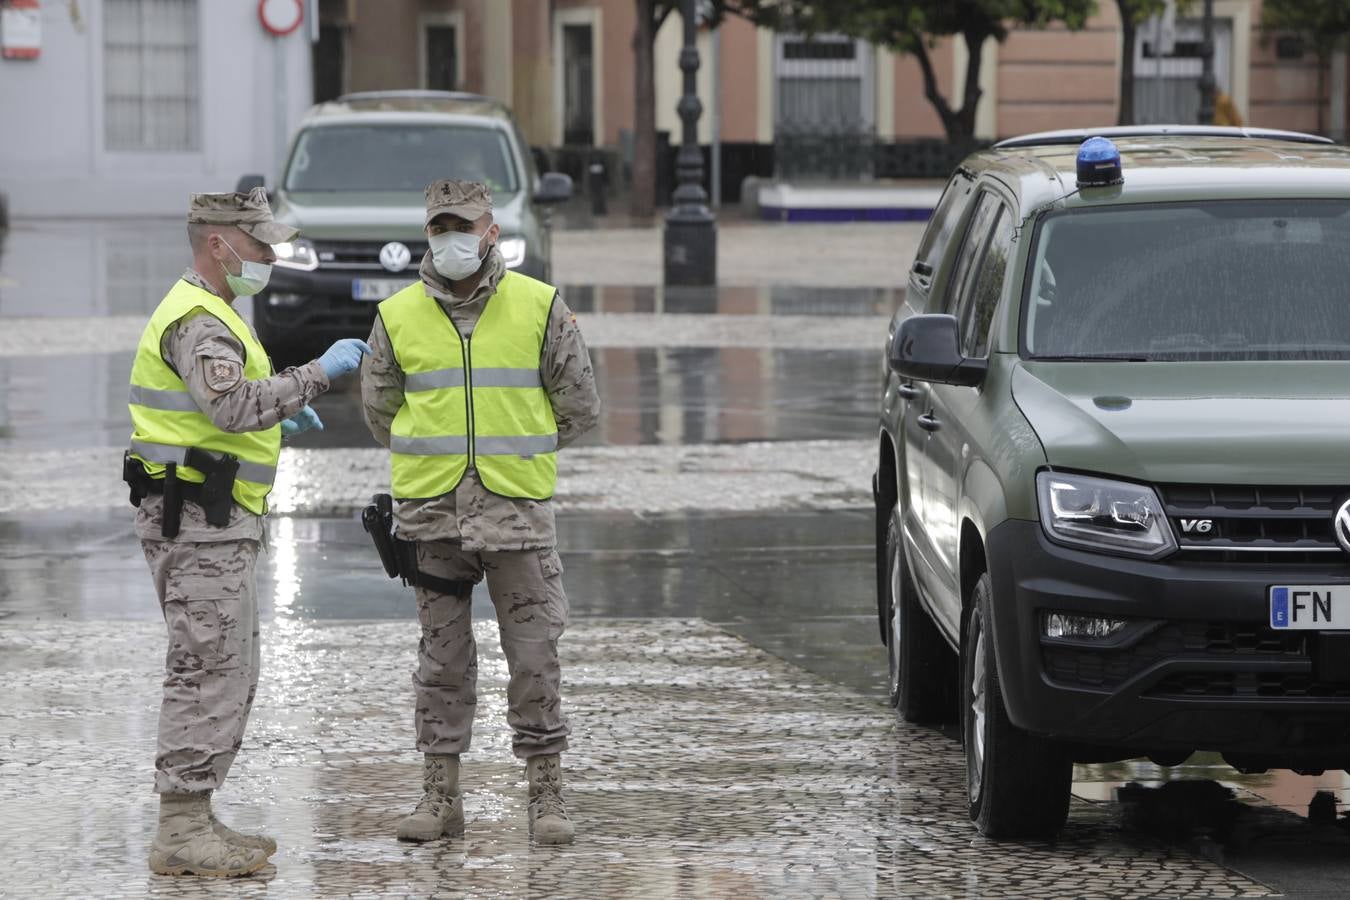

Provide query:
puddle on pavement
left=0, top=219, right=900, bottom=319
left=0, top=345, right=881, bottom=451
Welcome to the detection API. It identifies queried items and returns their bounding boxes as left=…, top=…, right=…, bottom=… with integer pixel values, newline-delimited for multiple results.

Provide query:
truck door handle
left=917, top=413, right=942, bottom=432
left=897, top=383, right=921, bottom=400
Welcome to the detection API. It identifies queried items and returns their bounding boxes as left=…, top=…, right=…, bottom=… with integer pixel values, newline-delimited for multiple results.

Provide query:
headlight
left=273, top=238, right=319, bottom=271
left=1036, top=471, right=1176, bottom=559
left=498, top=237, right=527, bottom=269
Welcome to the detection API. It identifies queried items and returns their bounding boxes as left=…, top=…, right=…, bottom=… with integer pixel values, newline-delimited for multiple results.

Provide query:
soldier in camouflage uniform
left=361, top=180, right=600, bottom=845
left=129, top=190, right=369, bottom=876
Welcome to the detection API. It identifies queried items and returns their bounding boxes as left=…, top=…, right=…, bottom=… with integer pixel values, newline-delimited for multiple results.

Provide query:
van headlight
left=499, top=237, right=527, bottom=269
left=273, top=238, right=319, bottom=271
left=1036, top=471, right=1176, bottom=559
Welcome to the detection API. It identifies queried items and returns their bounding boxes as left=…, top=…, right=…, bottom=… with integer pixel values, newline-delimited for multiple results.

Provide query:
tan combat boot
left=397, top=753, right=465, bottom=842
left=526, top=754, right=575, bottom=845
left=206, top=791, right=277, bottom=857
left=148, top=793, right=269, bottom=877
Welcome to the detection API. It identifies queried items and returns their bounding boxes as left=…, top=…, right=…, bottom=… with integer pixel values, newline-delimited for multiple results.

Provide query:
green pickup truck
left=874, top=126, right=1350, bottom=838
left=240, top=90, right=572, bottom=357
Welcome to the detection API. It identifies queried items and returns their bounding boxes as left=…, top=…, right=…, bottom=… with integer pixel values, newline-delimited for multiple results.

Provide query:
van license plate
left=352, top=279, right=414, bottom=301
left=1270, top=586, right=1350, bottom=629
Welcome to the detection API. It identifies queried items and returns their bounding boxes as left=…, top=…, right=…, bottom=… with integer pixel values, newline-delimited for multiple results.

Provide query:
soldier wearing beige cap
left=124, top=188, right=371, bottom=877
left=361, top=179, right=600, bottom=845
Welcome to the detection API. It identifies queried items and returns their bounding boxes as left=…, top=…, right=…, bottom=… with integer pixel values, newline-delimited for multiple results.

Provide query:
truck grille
left=313, top=240, right=428, bottom=271
left=1158, top=484, right=1349, bottom=563
left=1042, top=621, right=1306, bottom=690
left=1149, top=672, right=1350, bottom=700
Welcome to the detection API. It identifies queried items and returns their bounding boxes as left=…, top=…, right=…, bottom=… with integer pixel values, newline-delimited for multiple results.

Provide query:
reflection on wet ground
left=0, top=219, right=901, bottom=319
left=0, top=346, right=882, bottom=450
left=562, top=282, right=899, bottom=317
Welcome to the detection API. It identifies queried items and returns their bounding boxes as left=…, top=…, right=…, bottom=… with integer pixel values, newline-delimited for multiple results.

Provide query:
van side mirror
left=535, top=172, right=573, bottom=205
left=235, top=174, right=266, bottom=194
left=889, top=314, right=988, bottom=387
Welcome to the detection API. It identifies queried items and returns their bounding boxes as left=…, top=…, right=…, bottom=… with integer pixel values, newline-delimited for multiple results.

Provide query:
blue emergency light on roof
left=1076, top=136, right=1124, bottom=188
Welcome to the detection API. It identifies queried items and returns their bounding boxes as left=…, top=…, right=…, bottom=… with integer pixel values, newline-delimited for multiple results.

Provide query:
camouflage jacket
left=134, top=268, right=330, bottom=543
left=360, top=247, right=601, bottom=551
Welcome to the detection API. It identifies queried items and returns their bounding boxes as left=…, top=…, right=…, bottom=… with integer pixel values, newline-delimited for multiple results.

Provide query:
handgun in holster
left=362, top=493, right=472, bottom=597
left=185, top=447, right=239, bottom=528
left=362, top=493, right=401, bottom=578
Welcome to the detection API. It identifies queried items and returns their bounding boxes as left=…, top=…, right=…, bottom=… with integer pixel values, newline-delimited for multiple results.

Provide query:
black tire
left=963, top=572, right=1072, bottom=839
left=885, top=509, right=957, bottom=723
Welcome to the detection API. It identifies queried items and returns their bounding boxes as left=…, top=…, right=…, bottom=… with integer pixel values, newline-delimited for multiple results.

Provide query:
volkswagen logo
left=379, top=241, right=412, bottom=273
left=1335, top=499, right=1350, bottom=554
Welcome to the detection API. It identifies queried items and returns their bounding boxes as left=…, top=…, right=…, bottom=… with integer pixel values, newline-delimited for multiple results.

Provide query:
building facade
left=1, top=0, right=1344, bottom=218
left=319, top=0, right=1347, bottom=191
left=0, top=0, right=313, bottom=217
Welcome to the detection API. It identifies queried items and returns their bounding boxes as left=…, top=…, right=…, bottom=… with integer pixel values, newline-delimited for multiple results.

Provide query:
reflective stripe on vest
left=127, top=279, right=282, bottom=516
left=379, top=271, right=558, bottom=501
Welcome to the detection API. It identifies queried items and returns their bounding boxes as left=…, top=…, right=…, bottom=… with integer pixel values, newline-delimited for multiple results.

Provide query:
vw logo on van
left=1328, top=499, right=1350, bottom=555
left=1335, top=500, right=1350, bottom=554
left=379, top=242, right=412, bottom=273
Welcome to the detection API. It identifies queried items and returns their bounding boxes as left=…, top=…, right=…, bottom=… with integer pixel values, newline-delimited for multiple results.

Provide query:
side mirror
left=889, top=314, right=988, bottom=387
left=535, top=172, right=574, bottom=205
left=235, top=174, right=266, bottom=194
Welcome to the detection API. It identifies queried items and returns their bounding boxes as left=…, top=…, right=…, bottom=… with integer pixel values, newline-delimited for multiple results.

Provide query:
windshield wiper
left=1030, top=354, right=1148, bottom=362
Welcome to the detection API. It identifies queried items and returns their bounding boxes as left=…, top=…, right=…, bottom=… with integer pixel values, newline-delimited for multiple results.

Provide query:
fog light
left=1043, top=612, right=1128, bottom=640
left=267, top=293, right=306, bottom=307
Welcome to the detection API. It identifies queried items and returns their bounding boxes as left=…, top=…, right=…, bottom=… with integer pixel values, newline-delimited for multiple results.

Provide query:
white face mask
left=218, top=239, right=272, bottom=297
left=429, top=230, right=487, bottom=281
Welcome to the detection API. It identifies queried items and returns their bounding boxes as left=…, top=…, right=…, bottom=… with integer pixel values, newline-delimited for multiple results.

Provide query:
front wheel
left=885, top=509, right=956, bottom=723
left=964, top=572, right=1072, bottom=839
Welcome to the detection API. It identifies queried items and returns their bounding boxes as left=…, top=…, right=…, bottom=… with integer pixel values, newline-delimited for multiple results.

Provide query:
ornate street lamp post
left=663, top=0, right=717, bottom=286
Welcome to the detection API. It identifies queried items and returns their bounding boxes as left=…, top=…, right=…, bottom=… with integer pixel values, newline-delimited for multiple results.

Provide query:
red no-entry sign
left=258, top=0, right=304, bottom=37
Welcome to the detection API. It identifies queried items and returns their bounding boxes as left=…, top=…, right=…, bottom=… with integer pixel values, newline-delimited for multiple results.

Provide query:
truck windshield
left=1024, top=199, right=1350, bottom=361
left=284, top=124, right=519, bottom=196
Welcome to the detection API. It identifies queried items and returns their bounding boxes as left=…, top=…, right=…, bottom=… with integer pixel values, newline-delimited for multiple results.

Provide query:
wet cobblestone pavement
left=8, top=219, right=1350, bottom=898
left=0, top=617, right=1280, bottom=899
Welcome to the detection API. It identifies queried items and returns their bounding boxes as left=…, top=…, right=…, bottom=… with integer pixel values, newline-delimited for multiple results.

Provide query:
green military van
left=238, top=91, right=572, bottom=356
left=874, top=126, right=1350, bottom=838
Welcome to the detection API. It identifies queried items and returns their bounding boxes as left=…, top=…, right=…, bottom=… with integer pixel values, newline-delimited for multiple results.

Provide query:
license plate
left=351, top=279, right=414, bottom=301
left=1270, top=586, right=1350, bottom=629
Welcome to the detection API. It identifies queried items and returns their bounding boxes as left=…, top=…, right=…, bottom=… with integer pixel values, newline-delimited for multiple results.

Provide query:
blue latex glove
left=281, top=406, right=323, bottom=437
left=318, top=338, right=372, bottom=380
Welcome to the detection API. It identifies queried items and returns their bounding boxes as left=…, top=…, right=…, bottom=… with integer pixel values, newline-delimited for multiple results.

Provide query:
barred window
left=104, top=0, right=200, bottom=152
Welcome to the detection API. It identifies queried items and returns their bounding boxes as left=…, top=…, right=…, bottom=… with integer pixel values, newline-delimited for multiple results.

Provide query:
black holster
left=184, top=447, right=239, bottom=529
left=362, top=493, right=472, bottom=597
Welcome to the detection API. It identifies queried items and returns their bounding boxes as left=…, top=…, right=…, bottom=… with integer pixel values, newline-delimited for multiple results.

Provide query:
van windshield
left=1023, top=199, right=1350, bottom=361
left=284, top=124, right=519, bottom=196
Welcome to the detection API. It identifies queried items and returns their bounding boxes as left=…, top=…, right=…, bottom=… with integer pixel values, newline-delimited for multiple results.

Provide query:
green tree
left=1261, top=0, right=1350, bottom=134
left=736, top=0, right=1098, bottom=142
left=1114, top=0, right=1167, bottom=125
left=630, top=0, right=1100, bottom=215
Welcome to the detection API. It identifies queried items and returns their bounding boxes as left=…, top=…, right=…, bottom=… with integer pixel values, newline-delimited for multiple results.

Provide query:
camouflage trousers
left=412, top=541, right=570, bottom=759
left=141, top=538, right=261, bottom=795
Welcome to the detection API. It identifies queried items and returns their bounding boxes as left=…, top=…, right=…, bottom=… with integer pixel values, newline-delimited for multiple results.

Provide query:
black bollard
left=588, top=160, right=607, bottom=217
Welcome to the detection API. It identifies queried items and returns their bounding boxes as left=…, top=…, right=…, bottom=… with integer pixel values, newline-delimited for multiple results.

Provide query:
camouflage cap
left=425, top=179, right=492, bottom=227
left=187, top=187, right=298, bottom=245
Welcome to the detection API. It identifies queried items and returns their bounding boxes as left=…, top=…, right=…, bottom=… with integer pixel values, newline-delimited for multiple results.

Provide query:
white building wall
left=0, top=0, right=312, bottom=218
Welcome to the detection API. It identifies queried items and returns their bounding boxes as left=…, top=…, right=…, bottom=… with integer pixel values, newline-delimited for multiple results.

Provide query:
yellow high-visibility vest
left=379, top=271, right=558, bottom=500
left=127, top=279, right=281, bottom=515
